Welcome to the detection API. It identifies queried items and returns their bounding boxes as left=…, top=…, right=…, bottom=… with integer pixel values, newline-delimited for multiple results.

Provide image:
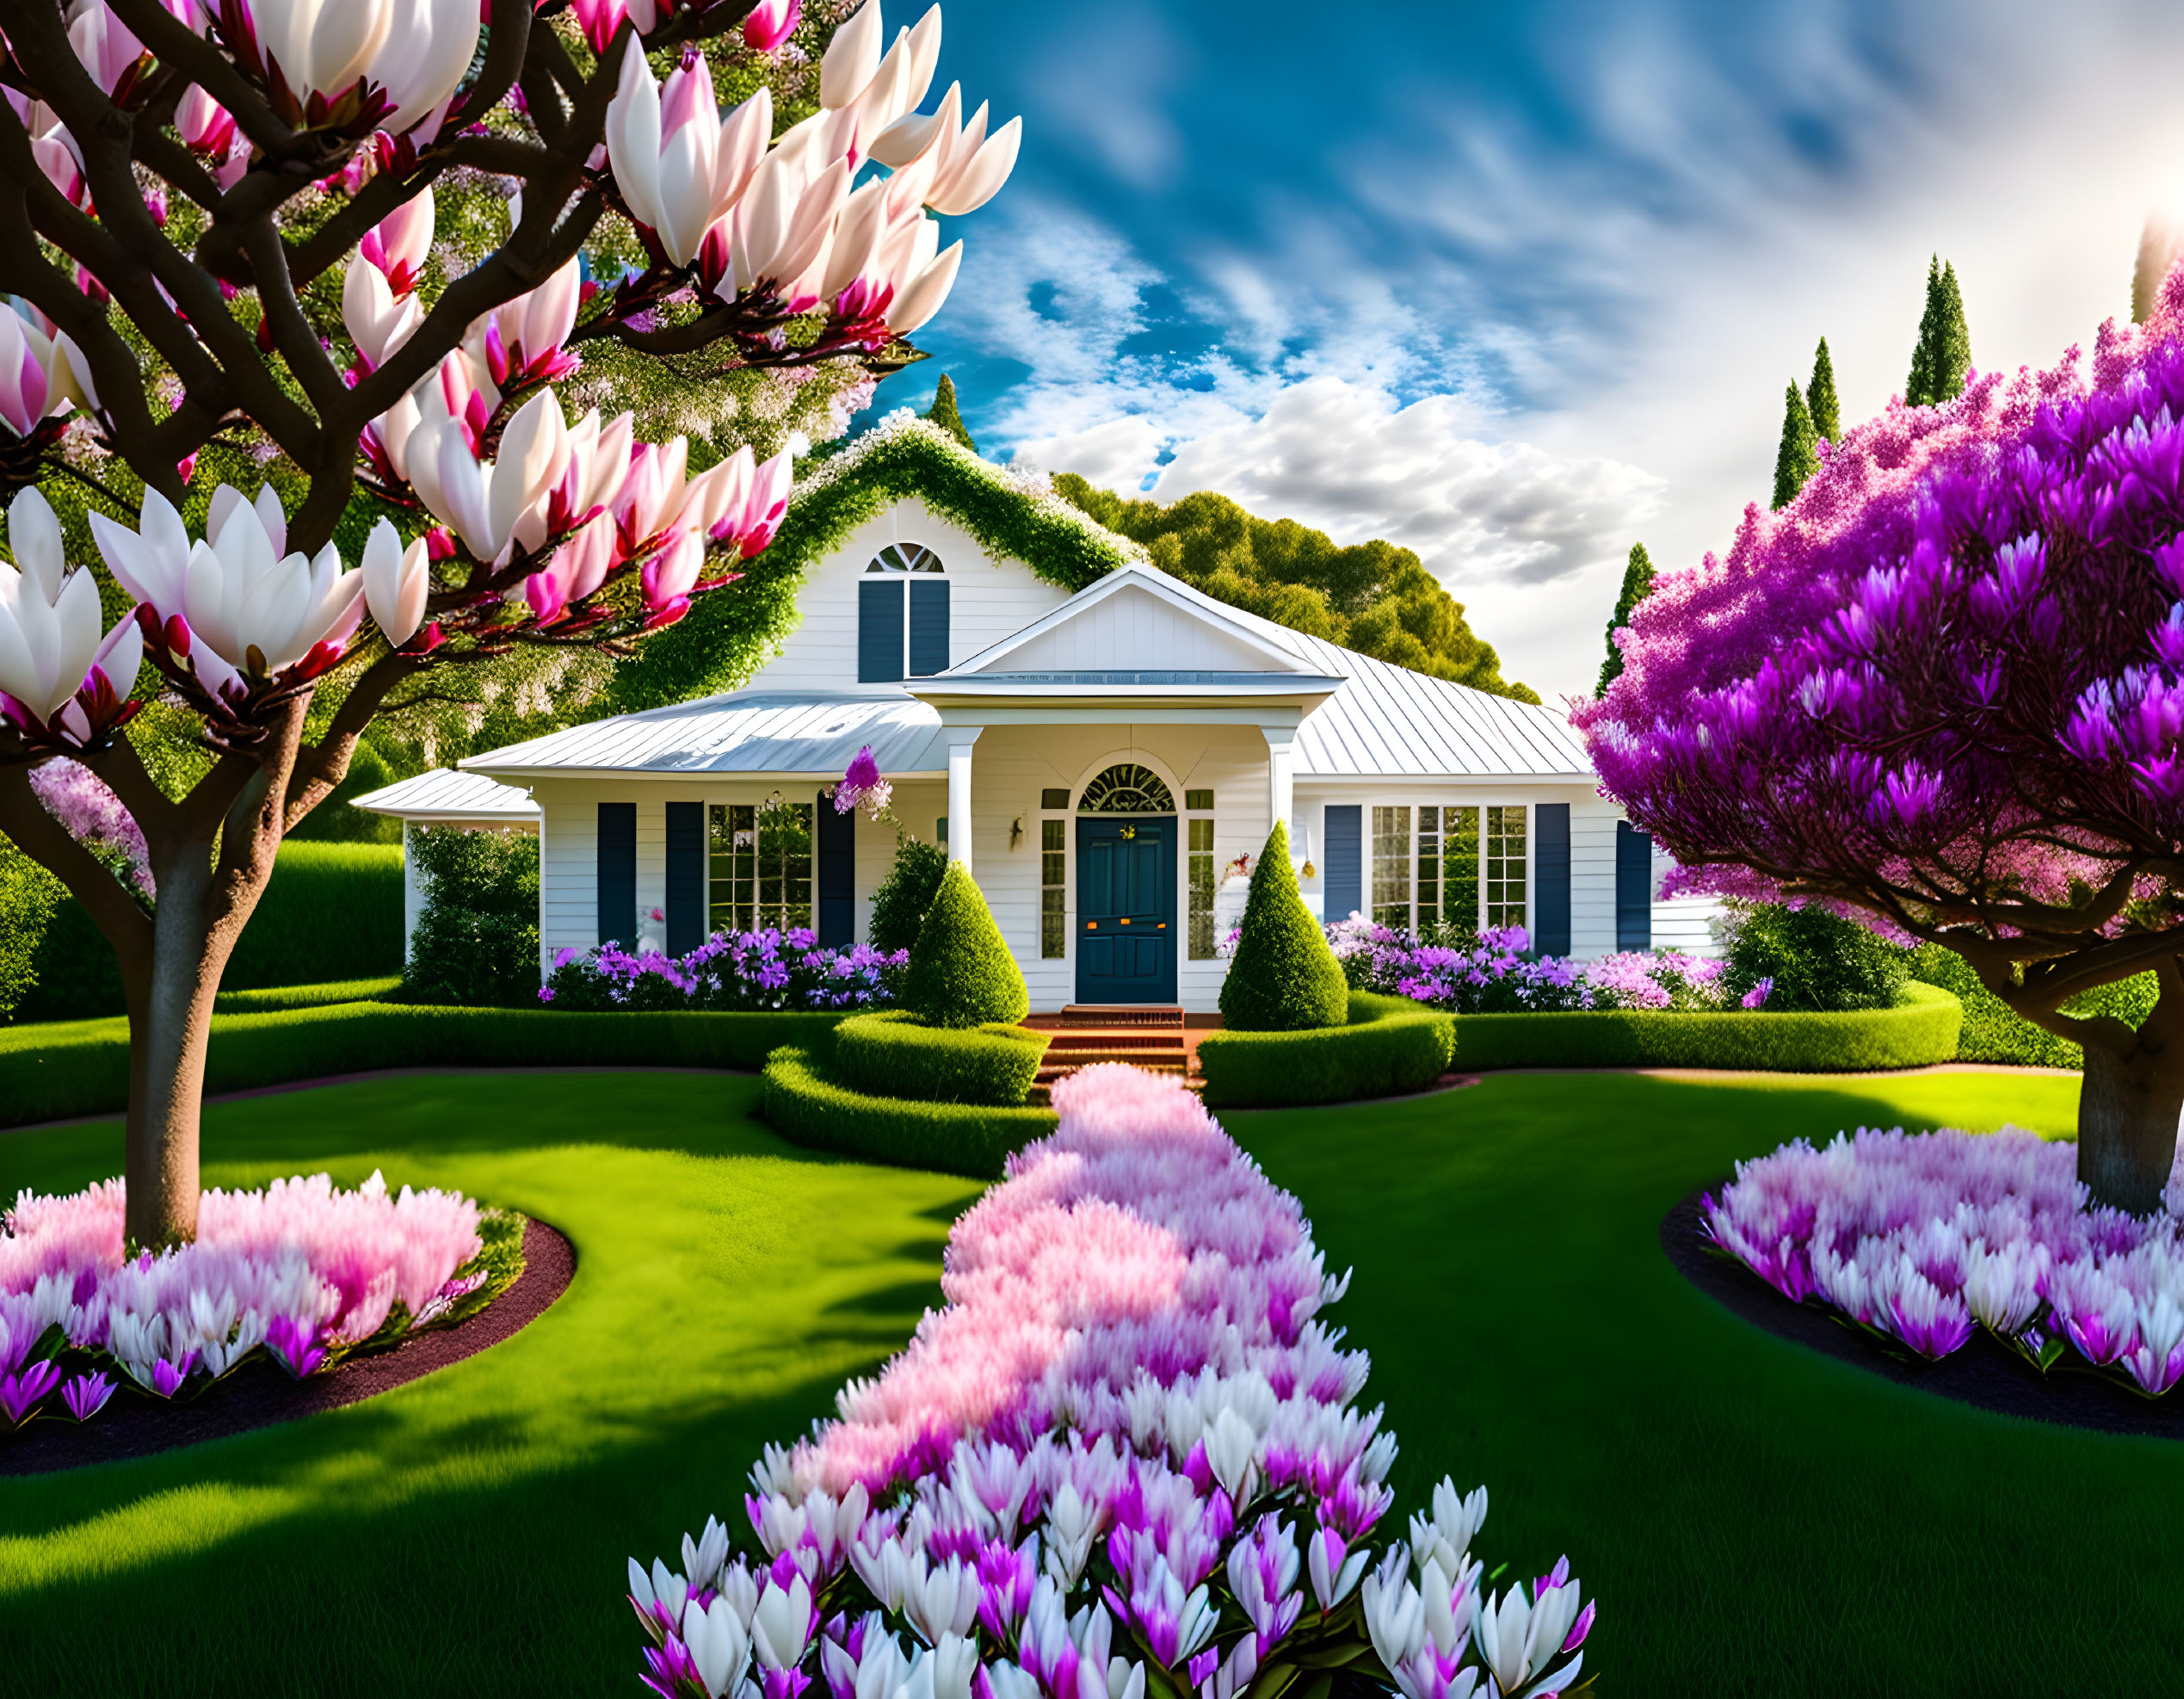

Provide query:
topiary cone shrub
left=1219, top=821, right=1348, bottom=1031
left=904, top=862, right=1030, bottom=1029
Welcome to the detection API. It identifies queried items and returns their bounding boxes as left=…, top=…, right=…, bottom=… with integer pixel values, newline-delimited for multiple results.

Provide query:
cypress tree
left=1596, top=542, right=1655, bottom=695
left=1906, top=256, right=1972, bottom=406
left=1771, top=381, right=1818, bottom=510
left=1805, top=337, right=1840, bottom=443
left=1218, top=822, right=1348, bottom=1031
left=924, top=374, right=978, bottom=454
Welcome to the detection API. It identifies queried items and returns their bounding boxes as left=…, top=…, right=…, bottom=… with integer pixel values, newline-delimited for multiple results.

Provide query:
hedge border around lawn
left=1447, top=980, right=1964, bottom=1073
left=832, top=1010, right=1052, bottom=1106
left=210, top=978, right=405, bottom=1015
left=1196, top=990, right=1456, bottom=1109
left=0, top=1004, right=848, bottom=1129
left=760, top=1046, right=1057, bottom=1178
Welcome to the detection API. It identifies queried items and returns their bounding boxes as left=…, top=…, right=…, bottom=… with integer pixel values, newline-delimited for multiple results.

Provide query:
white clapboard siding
left=743, top=497, right=1072, bottom=693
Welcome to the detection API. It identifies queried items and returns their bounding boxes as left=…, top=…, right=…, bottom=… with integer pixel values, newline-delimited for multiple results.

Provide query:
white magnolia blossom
left=0, top=306, right=94, bottom=438
left=243, top=0, right=479, bottom=133
left=89, top=485, right=364, bottom=696
left=868, top=81, right=1021, bottom=217
left=606, top=53, right=774, bottom=269
left=342, top=250, right=422, bottom=369
left=360, top=518, right=432, bottom=647
left=0, top=488, right=138, bottom=724
left=408, top=387, right=571, bottom=564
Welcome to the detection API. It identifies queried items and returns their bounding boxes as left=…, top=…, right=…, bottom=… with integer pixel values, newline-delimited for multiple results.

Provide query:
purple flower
left=62, top=1369, right=114, bottom=1422
left=149, top=1354, right=196, bottom=1399
left=267, top=1314, right=327, bottom=1378
left=0, top=1359, right=62, bottom=1424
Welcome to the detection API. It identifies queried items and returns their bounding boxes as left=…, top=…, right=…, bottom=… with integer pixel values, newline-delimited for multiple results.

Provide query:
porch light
left=1010, top=816, right=1024, bottom=850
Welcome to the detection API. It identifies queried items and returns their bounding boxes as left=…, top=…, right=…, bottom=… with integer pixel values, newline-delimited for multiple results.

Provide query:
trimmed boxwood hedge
left=833, top=1010, right=1050, bottom=1105
left=1197, top=991, right=1456, bottom=1108
left=1447, top=980, right=1963, bottom=1072
left=904, top=862, right=1030, bottom=1028
left=760, top=1046, right=1057, bottom=1178
left=211, top=977, right=404, bottom=1014
left=0, top=1004, right=848, bottom=1129
left=14, top=842, right=404, bottom=1022
left=1218, top=822, right=1348, bottom=1033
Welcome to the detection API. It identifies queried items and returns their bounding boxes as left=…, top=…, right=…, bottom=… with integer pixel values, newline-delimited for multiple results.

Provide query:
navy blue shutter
left=858, top=581, right=903, bottom=683
left=664, top=802, right=704, bottom=955
left=909, top=578, right=950, bottom=677
left=1534, top=803, right=1571, bottom=955
left=596, top=802, right=636, bottom=946
left=1323, top=806, right=1361, bottom=922
left=1615, top=820, right=1653, bottom=951
left=817, top=800, right=855, bottom=946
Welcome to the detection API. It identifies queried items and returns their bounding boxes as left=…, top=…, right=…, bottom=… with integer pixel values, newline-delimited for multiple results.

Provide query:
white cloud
left=941, top=1, right=2184, bottom=701
left=1018, top=377, right=1664, bottom=697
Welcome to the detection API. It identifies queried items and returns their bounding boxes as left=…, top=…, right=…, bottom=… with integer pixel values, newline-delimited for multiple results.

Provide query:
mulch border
left=1662, top=1183, right=2184, bottom=1440
left=0, top=1215, right=576, bottom=1477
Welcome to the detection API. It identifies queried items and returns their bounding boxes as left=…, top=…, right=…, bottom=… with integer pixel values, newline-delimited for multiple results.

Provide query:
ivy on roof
left=601, top=415, right=1145, bottom=714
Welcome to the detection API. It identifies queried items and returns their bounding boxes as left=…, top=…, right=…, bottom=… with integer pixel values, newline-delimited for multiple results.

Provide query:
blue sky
left=865, top=0, right=2184, bottom=697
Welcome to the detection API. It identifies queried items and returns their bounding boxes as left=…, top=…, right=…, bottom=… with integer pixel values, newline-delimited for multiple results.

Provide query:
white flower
left=0, top=488, right=107, bottom=721
left=245, top=0, right=478, bottom=133
left=410, top=388, right=572, bottom=564
left=750, top=1572, right=813, bottom=1670
left=682, top=1594, right=752, bottom=1699
left=360, top=518, right=431, bottom=647
left=607, top=50, right=774, bottom=268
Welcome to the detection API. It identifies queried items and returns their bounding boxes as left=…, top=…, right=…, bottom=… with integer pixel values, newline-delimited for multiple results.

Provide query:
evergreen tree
left=1771, top=381, right=1818, bottom=510
left=924, top=374, right=978, bottom=454
left=1596, top=542, right=1655, bottom=695
left=1805, top=337, right=1840, bottom=443
left=1906, top=256, right=1972, bottom=406
left=1218, top=822, right=1348, bottom=1032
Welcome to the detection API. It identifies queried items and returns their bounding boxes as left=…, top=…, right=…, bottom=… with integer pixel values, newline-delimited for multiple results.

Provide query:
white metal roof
left=351, top=767, right=540, bottom=821
left=1119, top=565, right=1594, bottom=779
left=460, top=692, right=945, bottom=779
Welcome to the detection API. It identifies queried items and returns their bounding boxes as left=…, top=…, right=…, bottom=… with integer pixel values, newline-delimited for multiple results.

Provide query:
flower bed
left=629, top=1066, right=1596, bottom=1699
left=1326, top=918, right=1761, bottom=1014
left=0, top=1171, right=517, bottom=1430
left=1705, top=1128, right=2184, bottom=1395
left=543, top=929, right=906, bottom=1012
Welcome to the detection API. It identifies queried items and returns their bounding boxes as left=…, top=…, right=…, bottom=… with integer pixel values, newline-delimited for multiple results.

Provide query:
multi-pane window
left=1188, top=818, right=1216, bottom=959
left=1040, top=819, right=1066, bottom=958
left=707, top=800, right=812, bottom=935
left=1484, top=804, right=1527, bottom=930
left=1372, top=806, right=1411, bottom=929
left=1418, top=806, right=1481, bottom=935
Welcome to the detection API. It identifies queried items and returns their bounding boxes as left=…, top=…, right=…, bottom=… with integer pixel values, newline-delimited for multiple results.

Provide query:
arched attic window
left=858, top=542, right=949, bottom=682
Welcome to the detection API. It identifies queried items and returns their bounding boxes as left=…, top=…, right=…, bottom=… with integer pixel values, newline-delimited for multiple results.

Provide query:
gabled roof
left=351, top=767, right=539, bottom=822
left=942, top=564, right=1317, bottom=677
left=460, top=692, right=942, bottom=779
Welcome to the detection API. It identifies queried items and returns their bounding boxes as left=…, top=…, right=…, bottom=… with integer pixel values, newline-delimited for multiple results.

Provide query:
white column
left=1263, top=728, right=1296, bottom=849
left=401, top=821, right=424, bottom=967
left=944, top=726, right=983, bottom=870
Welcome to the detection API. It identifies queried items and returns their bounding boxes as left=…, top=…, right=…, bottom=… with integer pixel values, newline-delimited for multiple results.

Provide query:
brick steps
left=1025, top=1006, right=1200, bottom=1105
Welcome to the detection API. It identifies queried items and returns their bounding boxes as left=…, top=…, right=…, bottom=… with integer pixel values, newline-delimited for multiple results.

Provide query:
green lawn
left=1228, top=1069, right=2184, bottom=1692
left=4, top=1066, right=2172, bottom=1694
left=0, top=1073, right=980, bottom=1695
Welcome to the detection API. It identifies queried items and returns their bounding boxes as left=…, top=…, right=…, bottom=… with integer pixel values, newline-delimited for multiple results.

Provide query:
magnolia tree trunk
left=120, top=831, right=269, bottom=1247
left=2077, top=991, right=2184, bottom=1215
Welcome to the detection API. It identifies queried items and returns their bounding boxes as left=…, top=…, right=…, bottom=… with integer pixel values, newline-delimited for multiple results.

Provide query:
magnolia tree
left=0, top=0, right=1020, bottom=1245
left=1576, top=275, right=2184, bottom=1214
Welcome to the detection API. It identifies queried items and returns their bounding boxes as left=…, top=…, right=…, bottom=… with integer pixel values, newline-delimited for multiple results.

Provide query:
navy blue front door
left=1076, top=817, right=1177, bottom=1004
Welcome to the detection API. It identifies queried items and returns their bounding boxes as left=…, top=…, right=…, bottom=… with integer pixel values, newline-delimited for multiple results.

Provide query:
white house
left=358, top=422, right=1689, bottom=1010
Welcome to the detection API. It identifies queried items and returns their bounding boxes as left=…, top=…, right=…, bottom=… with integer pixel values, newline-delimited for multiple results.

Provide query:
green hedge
left=1903, top=945, right=2155, bottom=1068
left=212, top=978, right=404, bottom=1014
left=15, top=842, right=404, bottom=1022
left=833, top=1010, right=1050, bottom=1105
left=1447, top=980, right=1963, bottom=1072
left=0, top=1004, right=847, bottom=1129
left=1198, top=990, right=1456, bottom=1108
left=761, top=1046, right=1057, bottom=1178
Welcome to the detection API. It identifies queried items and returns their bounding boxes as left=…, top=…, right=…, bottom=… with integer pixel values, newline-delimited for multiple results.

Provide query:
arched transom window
left=858, top=542, right=948, bottom=680
left=1077, top=763, right=1175, bottom=813
left=866, top=542, right=945, bottom=573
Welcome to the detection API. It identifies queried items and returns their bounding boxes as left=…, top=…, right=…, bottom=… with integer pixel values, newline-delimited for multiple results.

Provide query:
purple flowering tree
left=0, top=0, right=1018, bottom=1245
left=1576, top=275, right=2184, bottom=1212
